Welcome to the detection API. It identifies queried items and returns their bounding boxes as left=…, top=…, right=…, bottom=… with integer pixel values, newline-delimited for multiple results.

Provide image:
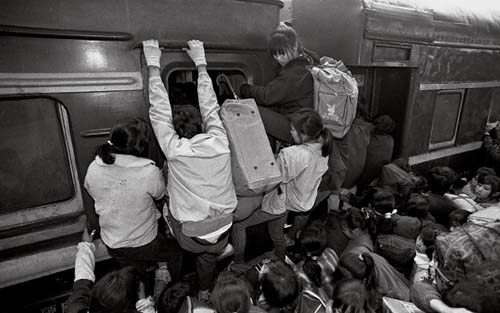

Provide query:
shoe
left=198, top=289, right=211, bottom=303
left=217, top=243, right=234, bottom=261
left=154, top=264, right=171, bottom=302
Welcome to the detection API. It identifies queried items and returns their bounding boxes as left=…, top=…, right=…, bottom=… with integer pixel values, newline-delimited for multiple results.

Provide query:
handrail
left=0, top=24, right=132, bottom=41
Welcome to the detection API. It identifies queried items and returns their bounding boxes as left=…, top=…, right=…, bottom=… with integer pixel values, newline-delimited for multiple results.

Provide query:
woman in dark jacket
left=240, top=22, right=315, bottom=147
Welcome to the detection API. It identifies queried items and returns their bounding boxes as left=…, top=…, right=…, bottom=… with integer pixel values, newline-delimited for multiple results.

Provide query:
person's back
left=84, top=119, right=164, bottom=250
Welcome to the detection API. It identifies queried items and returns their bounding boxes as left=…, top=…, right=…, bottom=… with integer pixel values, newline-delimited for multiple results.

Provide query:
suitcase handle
left=216, top=73, right=239, bottom=100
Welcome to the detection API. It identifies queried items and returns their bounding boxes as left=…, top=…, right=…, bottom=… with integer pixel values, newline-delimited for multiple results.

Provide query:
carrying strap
left=216, top=73, right=238, bottom=100
left=302, top=289, right=333, bottom=313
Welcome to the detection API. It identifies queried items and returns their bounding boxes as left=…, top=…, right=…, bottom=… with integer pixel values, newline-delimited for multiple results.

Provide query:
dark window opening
left=0, top=98, right=74, bottom=212
left=163, top=69, right=247, bottom=110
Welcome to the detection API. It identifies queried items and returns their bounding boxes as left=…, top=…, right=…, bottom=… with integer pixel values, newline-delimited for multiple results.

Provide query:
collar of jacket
left=281, top=56, right=311, bottom=70
left=95, top=154, right=155, bottom=168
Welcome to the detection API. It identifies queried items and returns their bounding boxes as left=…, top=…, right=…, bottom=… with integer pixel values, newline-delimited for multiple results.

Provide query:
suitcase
left=218, top=75, right=281, bottom=196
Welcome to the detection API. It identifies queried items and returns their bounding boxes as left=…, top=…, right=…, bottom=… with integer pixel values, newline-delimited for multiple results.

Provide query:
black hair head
left=290, top=108, right=332, bottom=157
left=405, top=193, right=431, bottom=219
left=212, top=272, right=252, bottom=313
left=96, top=118, right=149, bottom=164
left=427, top=167, right=458, bottom=195
left=89, top=266, right=141, bottom=313
left=157, top=282, right=191, bottom=313
left=373, top=114, right=395, bottom=135
left=269, top=22, right=302, bottom=58
left=172, top=105, right=203, bottom=139
left=261, top=260, right=299, bottom=313
left=332, top=279, right=376, bottom=313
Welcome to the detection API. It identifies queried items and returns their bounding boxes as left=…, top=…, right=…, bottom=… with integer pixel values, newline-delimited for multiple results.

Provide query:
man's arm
left=143, top=40, right=178, bottom=158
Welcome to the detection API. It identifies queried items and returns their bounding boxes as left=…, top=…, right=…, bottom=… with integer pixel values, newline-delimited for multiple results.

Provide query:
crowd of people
left=67, top=23, right=500, bottom=313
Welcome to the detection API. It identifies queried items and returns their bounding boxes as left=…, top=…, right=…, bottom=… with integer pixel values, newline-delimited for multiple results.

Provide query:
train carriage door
left=370, top=67, right=413, bottom=157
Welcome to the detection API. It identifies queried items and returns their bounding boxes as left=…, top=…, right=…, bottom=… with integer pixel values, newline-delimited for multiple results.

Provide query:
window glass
left=430, top=90, right=463, bottom=148
left=0, top=98, right=74, bottom=212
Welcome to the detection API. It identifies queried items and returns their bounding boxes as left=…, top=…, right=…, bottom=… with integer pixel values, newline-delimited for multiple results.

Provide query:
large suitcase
left=219, top=97, right=281, bottom=196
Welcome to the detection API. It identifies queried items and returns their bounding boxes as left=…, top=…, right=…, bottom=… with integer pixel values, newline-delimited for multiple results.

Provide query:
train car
left=0, top=0, right=282, bottom=311
left=291, top=0, right=500, bottom=172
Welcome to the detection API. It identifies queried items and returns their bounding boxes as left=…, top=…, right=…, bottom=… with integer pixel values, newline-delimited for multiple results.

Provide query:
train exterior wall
left=0, top=0, right=282, bottom=289
left=292, top=0, right=500, bottom=170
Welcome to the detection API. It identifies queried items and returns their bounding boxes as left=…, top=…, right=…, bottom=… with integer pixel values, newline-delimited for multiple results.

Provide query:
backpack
left=310, top=57, right=358, bottom=139
left=298, top=289, right=332, bottom=313
left=374, top=163, right=415, bottom=206
left=376, top=234, right=416, bottom=269
left=434, top=222, right=500, bottom=295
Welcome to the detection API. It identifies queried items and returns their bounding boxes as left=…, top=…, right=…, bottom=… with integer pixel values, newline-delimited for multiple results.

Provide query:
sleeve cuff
left=74, top=242, right=96, bottom=282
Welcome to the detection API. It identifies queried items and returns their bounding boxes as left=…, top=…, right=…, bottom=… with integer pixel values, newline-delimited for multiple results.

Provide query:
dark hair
left=419, top=223, right=449, bottom=259
left=339, top=253, right=376, bottom=291
left=299, top=221, right=327, bottom=288
left=371, top=189, right=395, bottom=215
left=427, top=167, right=458, bottom=195
left=405, top=193, right=431, bottom=219
left=411, top=176, right=429, bottom=193
left=346, top=207, right=368, bottom=230
left=157, top=282, right=191, bottom=313
left=269, top=22, right=302, bottom=58
left=290, top=108, right=332, bottom=157
left=89, top=266, right=141, bottom=313
left=332, top=279, right=376, bottom=313
left=212, top=272, right=251, bottom=313
left=444, top=280, right=500, bottom=313
left=373, top=114, right=395, bottom=135
left=448, top=209, right=471, bottom=229
left=477, top=174, right=500, bottom=196
left=97, top=119, right=149, bottom=164
left=475, top=166, right=497, bottom=180
left=261, top=260, right=299, bottom=313
left=172, top=105, right=202, bottom=139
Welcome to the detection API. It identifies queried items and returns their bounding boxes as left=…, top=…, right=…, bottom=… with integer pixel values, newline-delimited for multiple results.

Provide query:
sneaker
left=198, top=289, right=211, bottom=303
left=216, top=243, right=234, bottom=261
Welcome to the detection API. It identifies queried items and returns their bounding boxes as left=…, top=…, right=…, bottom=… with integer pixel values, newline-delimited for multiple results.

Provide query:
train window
left=0, top=98, right=74, bottom=212
left=164, top=69, right=247, bottom=106
left=429, top=90, right=464, bottom=150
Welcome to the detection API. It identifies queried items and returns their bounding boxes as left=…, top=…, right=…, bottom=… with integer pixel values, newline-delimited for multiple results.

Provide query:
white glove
left=183, top=40, right=207, bottom=67
left=142, top=39, right=161, bottom=68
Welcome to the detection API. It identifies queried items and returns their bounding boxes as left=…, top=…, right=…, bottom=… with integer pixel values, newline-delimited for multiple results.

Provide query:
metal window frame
left=428, top=89, right=465, bottom=151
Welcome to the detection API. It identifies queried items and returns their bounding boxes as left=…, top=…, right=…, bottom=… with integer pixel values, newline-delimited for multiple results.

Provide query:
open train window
left=429, top=90, right=464, bottom=150
left=163, top=69, right=247, bottom=107
left=0, top=98, right=74, bottom=212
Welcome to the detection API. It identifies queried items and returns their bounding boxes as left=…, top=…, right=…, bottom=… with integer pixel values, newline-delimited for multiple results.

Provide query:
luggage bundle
left=434, top=222, right=500, bottom=295
left=218, top=75, right=281, bottom=196
left=376, top=234, right=416, bottom=269
left=310, top=57, right=358, bottom=139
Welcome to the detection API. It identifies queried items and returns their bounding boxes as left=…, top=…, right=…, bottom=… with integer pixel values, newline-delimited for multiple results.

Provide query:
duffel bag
left=220, top=98, right=281, bottom=196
